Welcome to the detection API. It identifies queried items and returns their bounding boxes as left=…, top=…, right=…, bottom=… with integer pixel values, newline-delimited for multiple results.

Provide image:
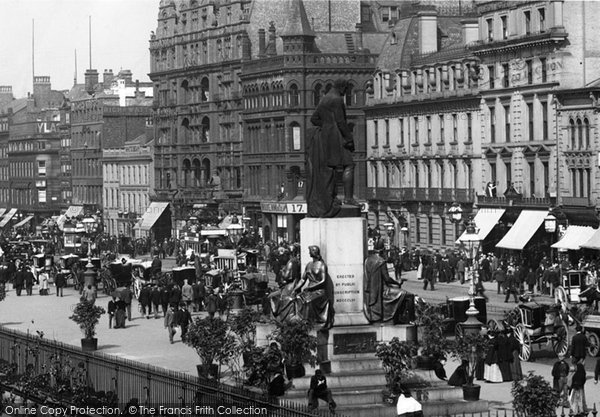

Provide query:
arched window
left=570, top=119, right=576, bottom=149
left=182, top=159, right=191, bottom=187
left=584, top=118, right=590, bottom=149
left=313, top=83, right=322, bottom=106
left=345, top=83, right=354, bottom=106
left=577, top=118, right=583, bottom=149
left=180, top=79, right=189, bottom=104
left=201, top=116, right=210, bottom=142
left=181, top=118, right=190, bottom=143
left=201, top=159, right=211, bottom=185
left=192, top=159, right=201, bottom=186
left=200, top=77, right=209, bottom=102
left=290, top=122, right=301, bottom=151
left=325, top=83, right=333, bottom=94
left=289, top=83, right=299, bottom=106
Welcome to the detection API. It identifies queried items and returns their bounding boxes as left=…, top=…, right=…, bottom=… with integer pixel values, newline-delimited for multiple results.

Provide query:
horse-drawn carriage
left=131, top=261, right=156, bottom=298
left=32, top=253, right=56, bottom=279
left=489, top=302, right=569, bottom=361
left=172, top=266, right=196, bottom=286
left=555, top=270, right=594, bottom=306
left=56, top=254, right=80, bottom=287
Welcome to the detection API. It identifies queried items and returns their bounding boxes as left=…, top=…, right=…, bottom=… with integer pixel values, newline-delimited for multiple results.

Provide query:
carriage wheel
left=515, top=324, right=531, bottom=361
left=455, top=323, right=464, bottom=339
left=555, top=286, right=568, bottom=306
left=586, top=332, right=600, bottom=357
left=487, top=319, right=504, bottom=332
left=552, top=321, right=570, bottom=357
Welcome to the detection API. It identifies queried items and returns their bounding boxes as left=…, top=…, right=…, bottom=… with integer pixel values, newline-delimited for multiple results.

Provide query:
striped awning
left=13, top=215, right=34, bottom=229
left=0, top=208, right=18, bottom=228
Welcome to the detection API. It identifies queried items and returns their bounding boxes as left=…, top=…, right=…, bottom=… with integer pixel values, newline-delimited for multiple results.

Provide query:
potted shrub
left=184, top=316, right=237, bottom=380
left=228, top=307, right=262, bottom=365
left=512, top=372, right=560, bottom=417
left=414, top=302, right=449, bottom=368
left=375, top=338, right=420, bottom=405
left=69, top=300, right=105, bottom=351
left=448, top=332, right=490, bottom=401
left=268, top=318, right=317, bottom=379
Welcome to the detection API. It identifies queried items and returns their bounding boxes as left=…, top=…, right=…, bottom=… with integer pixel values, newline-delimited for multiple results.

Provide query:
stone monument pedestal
left=300, top=217, right=416, bottom=373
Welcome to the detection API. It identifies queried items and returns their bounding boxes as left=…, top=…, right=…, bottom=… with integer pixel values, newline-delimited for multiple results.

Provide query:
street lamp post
left=459, top=219, right=483, bottom=335
left=82, top=217, right=97, bottom=288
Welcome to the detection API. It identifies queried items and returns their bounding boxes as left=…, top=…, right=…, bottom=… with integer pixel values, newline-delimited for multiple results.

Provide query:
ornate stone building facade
left=366, top=0, right=600, bottom=252
left=149, top=0, right=387, bottom=237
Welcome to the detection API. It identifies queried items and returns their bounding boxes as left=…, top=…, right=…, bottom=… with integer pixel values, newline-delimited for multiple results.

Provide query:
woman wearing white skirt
left=569, top=360, right=587, bottom=415
left=484, top=331, right=502, bottom=383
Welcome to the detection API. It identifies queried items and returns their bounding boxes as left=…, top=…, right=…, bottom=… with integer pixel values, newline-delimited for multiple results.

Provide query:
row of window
left=373, top=63, right=477, bottom=100
left=369, top=159, right=471, bottom=190
left=103, top=163, right=150, bottom=186
left=484, top=6, right=547, bottom=43
left=104, top=188, right=149, bottom=214
left=411, top=215, right=461, bottom=248
left=372, top=113, right=471, bottom=148
left=246, top=123, right=300, bottom=154
left=487, top=158, right=550, bottom=198
left=8, top=140, right=50, bottom=153
left=10, top=160, right=46, bottom=178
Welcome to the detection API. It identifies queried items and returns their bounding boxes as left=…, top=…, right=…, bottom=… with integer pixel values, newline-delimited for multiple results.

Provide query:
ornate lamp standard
left=458, top=219, right=483, bottom=335
left=82, top=217, right=98, bottom=288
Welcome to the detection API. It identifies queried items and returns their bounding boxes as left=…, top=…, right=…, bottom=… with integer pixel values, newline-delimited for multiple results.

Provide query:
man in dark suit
left=571, top=325, right=589, bottom=362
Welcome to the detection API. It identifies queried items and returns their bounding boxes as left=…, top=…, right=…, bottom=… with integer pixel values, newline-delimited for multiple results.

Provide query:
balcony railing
left=368, top=187, right=474, bottom=203
left=562, top=197, right=592, bottom=207
left=477, top=195, right=553, bottom=207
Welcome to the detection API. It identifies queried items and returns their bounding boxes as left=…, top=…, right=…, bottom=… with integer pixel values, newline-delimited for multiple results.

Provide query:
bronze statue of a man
left=363, top=240, right=410, bottom=323
left=306, top=79, right=357, bottom=218
left=295, top=245, right=335, bottom=328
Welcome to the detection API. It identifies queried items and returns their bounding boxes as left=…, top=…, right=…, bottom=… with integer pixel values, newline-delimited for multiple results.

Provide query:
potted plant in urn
left=184, top=316, right=237, bottom=380
left=268, top=318, right=317, bottom=379
left=449, top=332, right=490, bottom=401
left=375, top=338, right=430, bottom=405
left=69, top=300, right=106, bottom=351
left=414, top=302, right=449, bottom=369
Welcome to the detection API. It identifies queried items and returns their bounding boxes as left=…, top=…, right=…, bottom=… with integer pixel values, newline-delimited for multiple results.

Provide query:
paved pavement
left=0, top=260, right=599, bottom=411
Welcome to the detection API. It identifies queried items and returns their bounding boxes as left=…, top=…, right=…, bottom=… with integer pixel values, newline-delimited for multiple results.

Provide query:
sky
left=0, top=0, right=159, bottom=98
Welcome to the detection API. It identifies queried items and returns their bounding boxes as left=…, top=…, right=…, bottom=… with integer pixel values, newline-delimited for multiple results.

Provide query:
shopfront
left=260, top=201, right=306, bottom=243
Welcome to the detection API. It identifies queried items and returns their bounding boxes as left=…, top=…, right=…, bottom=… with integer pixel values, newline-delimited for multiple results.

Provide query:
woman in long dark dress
left=569, top=360, right=587, bottom=415
left=484, top=331, right=502, bottom=383
left=497, top=330, right=513, bottom=382
left=507, top=332, right=523, bottom=380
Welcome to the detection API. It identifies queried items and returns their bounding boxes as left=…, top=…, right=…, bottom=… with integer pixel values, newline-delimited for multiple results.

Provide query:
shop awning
left=581, top=228, right=600, bottom=250
left=13, top=215, right=33, bottom=230
left=0, top=208, right=18, bottom=228
left=456, top=208, right=505, bottom=244
left=0, top=209, right=7, bottom=218
left=551, top=226, right=597, bottom=251
left=137, top=202, right=169, bottom=231
left=65, top=205, right=84, bottom=218
left=496, top=210, right=548, bottom=250
left=200, top=229, right=228, bottom=236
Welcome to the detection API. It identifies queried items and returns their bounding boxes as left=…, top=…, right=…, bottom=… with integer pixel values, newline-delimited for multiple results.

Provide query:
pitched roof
left=281, top=0, right=315, bottom=37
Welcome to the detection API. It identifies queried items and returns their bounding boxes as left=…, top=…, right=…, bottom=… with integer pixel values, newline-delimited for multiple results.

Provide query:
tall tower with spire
left=280, top=0, right=316, bottom=54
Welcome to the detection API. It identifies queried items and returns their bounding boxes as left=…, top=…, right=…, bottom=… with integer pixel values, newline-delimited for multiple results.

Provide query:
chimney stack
left=418, top=10, right=438, bottom=55
left=85, top=69, right=99, bottom=95
left=355, top=23, right=363, bottom=52
left=103, top=69, right=114, bottom=89
left=33, top=76, right=51, bottom=108
left=266, top=22, right=277, bottom=56
left=461, top=19, right=479, bottom=45
left=0, top=86, right=13, bottom=105
left=258, top=28, right=266, bottom=57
